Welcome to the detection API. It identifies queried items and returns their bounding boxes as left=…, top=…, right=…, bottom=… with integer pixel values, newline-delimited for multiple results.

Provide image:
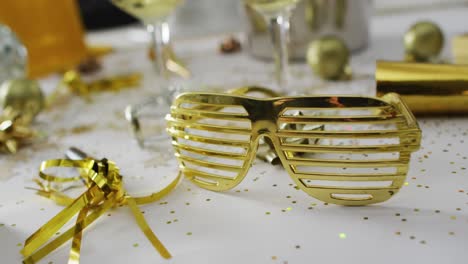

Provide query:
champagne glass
left=245, top=0, right=300, bottom=92
left=110, top=0, right=186, bottom=100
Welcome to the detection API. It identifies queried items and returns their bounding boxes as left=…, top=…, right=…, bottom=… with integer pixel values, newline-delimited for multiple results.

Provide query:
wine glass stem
left=147, top=21, right=171, bottom=79
left=267, top=13, right=291, bottom=92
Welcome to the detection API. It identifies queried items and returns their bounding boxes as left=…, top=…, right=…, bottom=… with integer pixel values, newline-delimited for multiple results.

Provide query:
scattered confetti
left=133, top=243, right=139, bottom=247
left=186, top=232, right=192, bottom=236
left=339, top=233, right=347, bottom=239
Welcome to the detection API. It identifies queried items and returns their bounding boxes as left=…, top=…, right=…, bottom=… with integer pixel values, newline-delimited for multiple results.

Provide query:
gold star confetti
left=186, top=232, right=192, bottom=236
left=339, top=233, right=347, bottom=239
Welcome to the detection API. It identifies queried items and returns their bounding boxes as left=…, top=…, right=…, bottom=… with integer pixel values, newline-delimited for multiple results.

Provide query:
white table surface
left=1, top=6, right=468, bottom=264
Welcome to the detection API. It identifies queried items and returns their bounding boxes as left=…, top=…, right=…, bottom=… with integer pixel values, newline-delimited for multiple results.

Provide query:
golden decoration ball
left=307, top=36, right=350, bottom=80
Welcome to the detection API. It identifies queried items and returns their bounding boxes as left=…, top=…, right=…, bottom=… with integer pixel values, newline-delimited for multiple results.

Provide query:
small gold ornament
left=307, top=36, right=351, bottom=80
left=0, top=107, right=35, bottom=154
left=0, top=78, right=44, bottom=121
left=404, top=21, right=444, bottom=62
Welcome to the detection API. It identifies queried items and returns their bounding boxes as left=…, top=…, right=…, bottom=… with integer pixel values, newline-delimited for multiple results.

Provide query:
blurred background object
left=307, top=36, right=351, bottom=80
left=0, top=24, right=27, bottom=84
left=245, top=0, right=370, bottom=60
left=452, top=34, right=468, bottom=64
left=78, top=0, right=137, bottom=30
left=0, top=79, right=44, bottom=122
left=404, top=21, right=444, bottom=62
left=245, top=0, right=301, bottom=91
left=0, top=0, right=87, bottom=78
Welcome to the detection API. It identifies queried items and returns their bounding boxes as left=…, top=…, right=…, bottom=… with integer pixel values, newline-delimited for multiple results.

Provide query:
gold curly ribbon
left=46, top=71, right=142, bottom=107
left=21, top=158, right=181, bottom=263
left=0, top=107, right=35, bottom=154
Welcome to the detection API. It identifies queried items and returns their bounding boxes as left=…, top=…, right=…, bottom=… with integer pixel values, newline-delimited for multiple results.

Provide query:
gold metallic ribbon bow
left=0, top=107, right=35, bottom=154
left=21, top=158, right=181, bottom=263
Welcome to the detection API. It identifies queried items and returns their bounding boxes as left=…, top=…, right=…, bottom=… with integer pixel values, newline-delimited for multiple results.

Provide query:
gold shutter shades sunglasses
left=165, top=87, right=421, bottom=206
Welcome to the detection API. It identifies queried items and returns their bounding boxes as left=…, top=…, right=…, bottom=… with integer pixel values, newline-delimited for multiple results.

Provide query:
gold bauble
left=307, top=36, right=350, bottom=80
left=404, top=21, right=444, bottom=62
left=0, top=78, right=44, bottom=120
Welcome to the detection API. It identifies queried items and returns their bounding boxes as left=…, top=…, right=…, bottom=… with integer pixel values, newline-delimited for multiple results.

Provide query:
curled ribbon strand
left=21, top=158, right=181, bottom=264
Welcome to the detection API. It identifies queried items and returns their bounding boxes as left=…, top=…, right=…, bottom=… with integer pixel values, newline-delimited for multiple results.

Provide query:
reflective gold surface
left=167, top=89, right=421, bottom=206
left=376, top=61, right=468, bottom=115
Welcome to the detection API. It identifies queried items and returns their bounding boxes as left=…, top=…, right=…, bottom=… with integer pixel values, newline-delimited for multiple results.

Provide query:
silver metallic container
left=244, top=0, right=371, bottom=60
